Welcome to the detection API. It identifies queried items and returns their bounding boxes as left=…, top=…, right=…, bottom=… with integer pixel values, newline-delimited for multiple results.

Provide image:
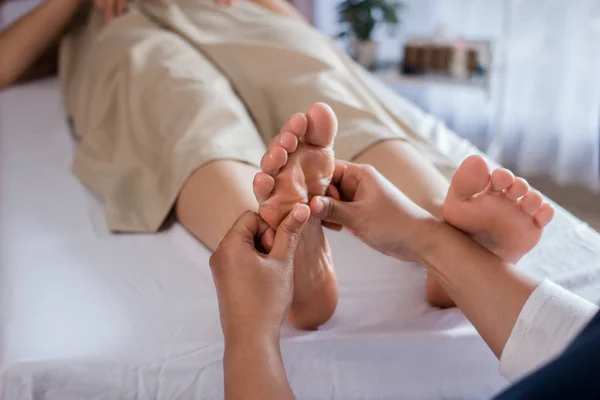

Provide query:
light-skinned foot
left=253, top=102, right=339, bottom=329
left=426, top=154, right=555, bottom=308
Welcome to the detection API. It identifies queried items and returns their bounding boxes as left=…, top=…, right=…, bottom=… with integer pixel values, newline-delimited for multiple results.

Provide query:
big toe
left=448, top=155, right=491, bottom=200
left=305, top=102, right=338, bottom=148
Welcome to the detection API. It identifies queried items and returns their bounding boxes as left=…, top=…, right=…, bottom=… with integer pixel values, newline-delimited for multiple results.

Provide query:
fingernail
left=312, top=198, right=325, bottom=214
left=293, top=205, right=310, bottom=222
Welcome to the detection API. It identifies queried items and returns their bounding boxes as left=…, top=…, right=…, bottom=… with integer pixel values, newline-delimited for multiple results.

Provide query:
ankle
left=398, top=216, right=445, bottom=262
left=426, top=198, right=445, bottom=220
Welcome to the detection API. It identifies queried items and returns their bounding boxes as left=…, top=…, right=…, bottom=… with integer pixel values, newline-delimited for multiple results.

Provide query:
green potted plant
left=337, top=0, right=404, bottom=69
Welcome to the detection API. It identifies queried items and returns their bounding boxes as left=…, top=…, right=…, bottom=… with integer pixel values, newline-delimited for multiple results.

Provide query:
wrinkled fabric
left=60, top=1, right=453, bottom=232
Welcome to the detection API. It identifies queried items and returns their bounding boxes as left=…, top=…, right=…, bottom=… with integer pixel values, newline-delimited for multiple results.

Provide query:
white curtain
left=499, top=0, right=600, bottom=191
left=315, top=0, right=600, bottom=191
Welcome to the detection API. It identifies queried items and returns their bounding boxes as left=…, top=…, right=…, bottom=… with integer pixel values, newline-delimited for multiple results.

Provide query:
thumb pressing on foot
left=270, top=204, right=310, bottom=261
left=310, top=196, right=353, bottom=229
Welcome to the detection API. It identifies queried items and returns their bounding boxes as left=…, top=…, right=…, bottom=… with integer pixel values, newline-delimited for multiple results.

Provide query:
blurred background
left=294, top=0, right=600, bottom=230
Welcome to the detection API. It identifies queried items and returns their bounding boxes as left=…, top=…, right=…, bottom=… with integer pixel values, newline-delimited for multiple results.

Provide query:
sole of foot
left=253, top=102, right=340, bottom=329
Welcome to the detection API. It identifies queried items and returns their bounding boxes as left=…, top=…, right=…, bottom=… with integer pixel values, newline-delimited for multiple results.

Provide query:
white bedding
left=1, top=77, right=599, bottom=400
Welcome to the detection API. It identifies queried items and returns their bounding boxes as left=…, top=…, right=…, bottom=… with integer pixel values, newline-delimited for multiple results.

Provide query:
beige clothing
left=60, top=0, right=454, bottom=232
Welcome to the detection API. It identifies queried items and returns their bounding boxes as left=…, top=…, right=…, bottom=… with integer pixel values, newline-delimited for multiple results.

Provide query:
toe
left=261, top=146, right=288, bottom=174
left=506, top=177, right=529, bottom=201
left=448, top=155, right=490, bottom=200
left=253, top=172, right=275, bottom=203
left=305, top=102, right=338, bottom=148
left=533, top=203, right=555, bottom=228
left=519, top=190, right=544, bottom=215
left=490, top=168, right=515, bottom=192
left=280, top=113, right=308, bottom=138
left=270, top=131, right=299, bottom=153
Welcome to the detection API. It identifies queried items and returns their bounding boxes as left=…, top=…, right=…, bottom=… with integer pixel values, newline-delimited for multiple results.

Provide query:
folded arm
left=0, top=0, right=83, bottom=88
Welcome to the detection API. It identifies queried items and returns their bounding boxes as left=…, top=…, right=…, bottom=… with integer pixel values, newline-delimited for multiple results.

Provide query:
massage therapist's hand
left=210, top=206, right=310, bottom=341
left=310, top=161, right=435, bottom=260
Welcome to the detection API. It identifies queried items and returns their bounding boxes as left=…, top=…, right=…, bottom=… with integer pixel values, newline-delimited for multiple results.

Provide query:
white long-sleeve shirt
left=499, top=279, right=599, bottom=381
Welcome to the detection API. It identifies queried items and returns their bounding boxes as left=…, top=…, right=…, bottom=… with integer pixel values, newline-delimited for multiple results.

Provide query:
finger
left=322, top=221, right=344, bottom=231
left=310, top=196, right=353, bottom=227
left=331, top=160, right=349, bottom=185
left=261, top=227, right=276, bottom=252
left=270, top=204, right=310, bottom=260
left=224, top=211, right=263, bottom=247
left=331, top=160, right=362, bottom=201
left=255, top=216, right=272, bottom=242
left=326, top=184, right=340, bottom=201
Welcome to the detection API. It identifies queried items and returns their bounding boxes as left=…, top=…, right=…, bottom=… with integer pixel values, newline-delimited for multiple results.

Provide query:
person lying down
left=0, top=0, right=555, bottom=331
left=210, top=104, right=600, bottom=398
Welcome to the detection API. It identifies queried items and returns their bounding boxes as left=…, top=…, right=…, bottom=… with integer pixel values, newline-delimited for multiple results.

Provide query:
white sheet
left=1, top=78, right=599, bottom=400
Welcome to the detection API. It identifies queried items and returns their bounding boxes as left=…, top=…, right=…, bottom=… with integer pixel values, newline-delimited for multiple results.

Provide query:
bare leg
left=176, top=160, right=259, bottom=250
left=352, top=140, right=448, bottom=220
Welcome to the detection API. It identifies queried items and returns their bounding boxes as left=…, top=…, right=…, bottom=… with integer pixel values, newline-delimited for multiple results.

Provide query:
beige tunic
left=60, top=0, right=454, bottom=232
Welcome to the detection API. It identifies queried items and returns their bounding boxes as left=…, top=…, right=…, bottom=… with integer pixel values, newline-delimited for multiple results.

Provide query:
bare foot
left=253, top=102, right=339, bottom=329
left=427, top=155, right=555, bottom=308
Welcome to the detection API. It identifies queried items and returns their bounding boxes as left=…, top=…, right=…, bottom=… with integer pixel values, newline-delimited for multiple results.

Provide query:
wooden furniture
left=373, top=39, right=493, bottom=95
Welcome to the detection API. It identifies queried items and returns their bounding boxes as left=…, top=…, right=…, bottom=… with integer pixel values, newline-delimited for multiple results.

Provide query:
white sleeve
left=499, top=279, right=598, bottom=382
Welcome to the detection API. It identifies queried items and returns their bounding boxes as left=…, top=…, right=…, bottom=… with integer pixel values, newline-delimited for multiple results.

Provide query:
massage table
left=1, top=69, right=600, bottom=399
